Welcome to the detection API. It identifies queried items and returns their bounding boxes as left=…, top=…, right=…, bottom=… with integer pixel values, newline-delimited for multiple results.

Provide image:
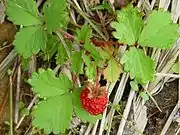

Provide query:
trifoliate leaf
left=104, top=58, right=123, bottom=82
left=171, top=62, right=179, bottom=73
left=7, top=0, right=42, bottom=26
left=72, top=88, right=102, bottom=123
left=32, top=94, right=73, bottom=134
left=138, top=10, right=178, bottom=49
left=76, top=24, right=92, bottom=43
left=111, top=5, right=143, bottom=45
left=43, top=0, right=69, bottom=33
left=28, top=69, right=73, bottom=98
left=14, top=26, right=47, bottom=59
left=43, top=35, right=59, bottom=61
left=121, top=47, right=154, bottom=84
left=70, top=52, right=83, bottom=74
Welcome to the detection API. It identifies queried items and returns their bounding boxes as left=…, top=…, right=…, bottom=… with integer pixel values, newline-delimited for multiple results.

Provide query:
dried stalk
left=14, top=63, right=21, bottom=124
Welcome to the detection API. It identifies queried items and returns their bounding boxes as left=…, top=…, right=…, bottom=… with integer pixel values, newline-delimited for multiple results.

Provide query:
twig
left=117, top=90, right=135, bottom=135
left=14, top=63, right=21, bottom=124
left=16, top=56, right=37, bottom=129
left=0, top=49, right=17, bottom=79
left=105, top=73, right=129, bottom=135
left=146, top=90, right=162, bottom=112
left=55, top=31, right=82, bottom=88
left=15, top=95, right=38, bottom=129
left=159, top=57, right=180, bottom=134
left=9, top=61, right=17, bottom=135
left=115, top=106, right=144, bottom=135
left=53, top=64, right=61, bottom=73
left=37, top=0, right=44, bottom=7
left=160, top=103, right=179, bottom=135
left=175, top=127, right=180, bottom=135
left=155, top=73, right=180, bottom=78
left=82, top=0, right=89, bottom=12
left=148, top=104, right=176, bottom=118
left=84, top=124, right=93, bottom=135
left=91, top=120, right=99, bottom=135
left=98, top=107, right=107, bottom=135
left=0, top=44, right=12, bottom=51
left=9, top=72, right=13, bottom=135
left=69, top=0, right=107, bottom=40
left=0, top=85, right=8, bottom=118
left=97, top=83, right=116, bottom=135
left=71, top=0, right=82, bottom=11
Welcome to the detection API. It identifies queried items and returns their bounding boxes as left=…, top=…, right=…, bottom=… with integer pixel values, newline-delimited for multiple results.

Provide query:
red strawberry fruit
left=80, top=84, right=108, bottom=115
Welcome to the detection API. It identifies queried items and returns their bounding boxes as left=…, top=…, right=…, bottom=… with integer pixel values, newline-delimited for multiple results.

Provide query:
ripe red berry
left=80, top=85, right=108, bottom=115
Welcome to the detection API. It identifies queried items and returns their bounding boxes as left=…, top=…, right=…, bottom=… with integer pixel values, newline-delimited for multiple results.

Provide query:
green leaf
left=76, top=25, right=105, bottom=66
left=14, top=26, right=47, bottom=59
left=84, top=43, right=103, bottom=62
left=82, top=53, right=91, bottom=66
left=130, top=80, right=139, bottom=91
left=82, top=54, right=97, bottom=79
left=21, top=57, right=29, bottom=71
left=138, top=10, right=178, bottom=49
left=32, top=94, right=73, bottom=134
left=76, top=24, right=92, bottom=43
left=7, top=0, right=42, bottom=26
left=90, top=1, right=112, bottom=13
left=56, top=44, right=68, bottom=64
left=171, top=62, right=179, bottom=73
left=19, top=101, right=25, bottom=110
left=21, top=108, right=29, bottom=116
left=29, top=69, right=73, bottom=133
left=28, top=69, right=73, bottom=98
left=111, top=5, right=143, bottom=45
left=139, top=92, right=149, bottom=101
left=70, top=52, right=83, bottom=74
left=43, top=35, right=59, bottom=61
left=43, top=0, right=69, bottom=33
left=104, top=58, right=123, bottom=82
left=96, top=47, right=111, bottom=61
left=72, top=88, right=102, bottom=123
left=121, top=47, right=154, bottom=84
left=85, top=61, right=97, bottom=80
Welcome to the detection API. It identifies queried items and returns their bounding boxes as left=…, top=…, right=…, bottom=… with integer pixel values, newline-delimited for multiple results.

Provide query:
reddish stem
left=94, top=68, right=100, bottom=96
left=58, top=29, right=124, bottom=47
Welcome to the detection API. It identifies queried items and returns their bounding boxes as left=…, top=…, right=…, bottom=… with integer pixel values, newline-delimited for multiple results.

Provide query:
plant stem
left=14, top=63, right=21, bottom=124
left=9, top=74, right=13, bottom=135
left=94, top=68, right=100, bottom=95
left=9, top=59, right=18, bottom=135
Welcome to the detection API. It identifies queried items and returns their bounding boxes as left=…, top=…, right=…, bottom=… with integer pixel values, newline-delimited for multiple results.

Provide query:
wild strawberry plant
left=6, top=0, right=179, bottom=134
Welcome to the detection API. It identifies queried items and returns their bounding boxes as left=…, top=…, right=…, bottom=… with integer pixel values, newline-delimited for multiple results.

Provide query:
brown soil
left=0, top=21, right=16, bottom=133
left=145, top=80, right=178, bottom=135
